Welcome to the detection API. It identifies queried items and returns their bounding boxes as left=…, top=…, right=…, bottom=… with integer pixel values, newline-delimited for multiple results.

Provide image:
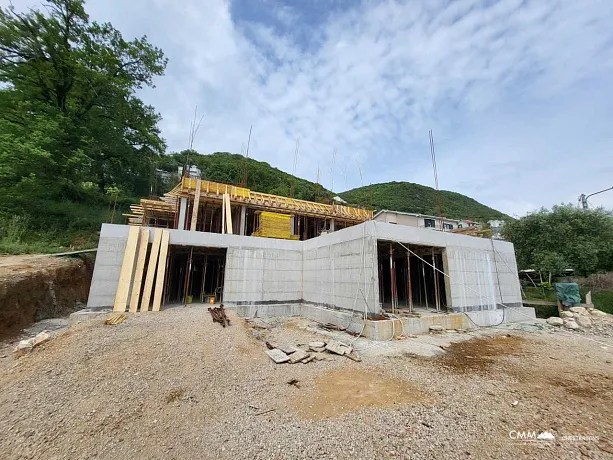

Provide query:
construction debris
left=289, top=349, right=310, bottom=363
left=104, top=313, right=127, bottom=325
left=264, top=349, right=291, bottom=364
left=208, top=304, right=230, bottom=327
left=263, top=338, right=360, bottom=364
left=325, top=339, right=352, bottom=356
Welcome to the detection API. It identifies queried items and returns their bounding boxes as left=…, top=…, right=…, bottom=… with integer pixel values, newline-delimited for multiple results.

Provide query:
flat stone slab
left=309, top=341, right=326, bottom=348
left=289, top=349, right=310, bottom=363
left=279, top=346, right=298, bottom=354
left=265, top=349, right=290, bottom=364
left=326, top=340, right=350, bottom=355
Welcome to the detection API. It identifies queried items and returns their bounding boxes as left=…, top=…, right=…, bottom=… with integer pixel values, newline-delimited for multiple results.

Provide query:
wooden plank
left=140, top=229, right=162, bottom=312
left=128, top=229, right=150, bottom=313
left=49, top=248, right=98, bottom=257
left=221, top=193, right=226, bottom=234
left=190, top=179, right=202, bottom=231
left=113, top=226, right=140, bottom=312
left=224, top=193, right=233, bottom=234
left=152, top=230, right=170, bottom=312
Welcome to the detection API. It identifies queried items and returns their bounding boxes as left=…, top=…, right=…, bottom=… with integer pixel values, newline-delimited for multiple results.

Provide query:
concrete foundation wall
left=302, top=224, right=379, bottom=315
left=370, top=221, right=522, bottom=313
left=88, top=222, right=523, bottom=318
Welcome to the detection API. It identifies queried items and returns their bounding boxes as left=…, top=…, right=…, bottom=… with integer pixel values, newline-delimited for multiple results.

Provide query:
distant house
left=373, top=210, right=461, bottom=231
left=459, top=219, right=480, bottom=228
left=488, top=220, right=505, bottom=240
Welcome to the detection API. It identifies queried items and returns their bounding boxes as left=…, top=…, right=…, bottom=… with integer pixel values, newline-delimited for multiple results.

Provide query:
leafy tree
left=503, top=205, right=613, bottom=276
left=0, top=0, right=167, bottom=195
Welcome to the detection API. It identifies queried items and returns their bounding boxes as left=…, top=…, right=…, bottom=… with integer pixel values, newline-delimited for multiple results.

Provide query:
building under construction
left=124, top=177, right=372, bottom=239
left=86, top=178, right=535, bottom=338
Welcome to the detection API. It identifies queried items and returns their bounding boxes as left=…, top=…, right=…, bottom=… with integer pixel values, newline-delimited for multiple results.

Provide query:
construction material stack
left=252, top=212, right=299, bottom=240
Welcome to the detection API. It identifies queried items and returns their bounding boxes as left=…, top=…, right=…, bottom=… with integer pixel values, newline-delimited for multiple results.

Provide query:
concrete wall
left=370, top=221, right=522, bottom=313
left=88, top=222, right=523, bottom=317
left=302, top=224, right=379, bottom=316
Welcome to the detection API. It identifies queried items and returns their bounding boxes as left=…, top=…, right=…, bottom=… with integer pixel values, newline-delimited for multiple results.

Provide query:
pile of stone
left=264, top=339, right=360, bottom=364
left=546, top=305, right=608, bottom=330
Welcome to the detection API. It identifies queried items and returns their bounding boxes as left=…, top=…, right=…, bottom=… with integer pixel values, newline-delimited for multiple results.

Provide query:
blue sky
left=8, top=0, right=613, bottom=216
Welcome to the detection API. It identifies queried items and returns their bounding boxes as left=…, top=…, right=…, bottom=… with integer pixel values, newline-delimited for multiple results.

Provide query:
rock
left=310, top=346, right=325, bottom=353
left=590, top=309, right=607, bottom=316
left=546, top=317, right=564, bottom=326
left=325, top=340, right=349, bottom=355
left=33, top=331, right=52, bottom=347
left=569, top=306, right=587, bottom=314
left=278, top=346, right=298, bottom=355
left=264, top=349, right=290, bottom=364
left=14, top=339, right=34, bottom=357
left=560, top=311, right=574, bottom=318
left=302, top=355, right=316, bottom=364
left=575, top=316, right=592, bottom=328
left=563, top=320, right=580, bottom=330
left=308, top=341, right=326, bottom=349
left=289, top=349, right=309, bottom=363
left=429, top=325, right=444, bottom=333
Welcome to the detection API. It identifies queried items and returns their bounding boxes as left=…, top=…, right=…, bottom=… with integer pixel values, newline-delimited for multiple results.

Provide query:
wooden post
left=152, top=230, right=170, bottom=311
left=221, top=194, right=226, bottom=234
left=224, top=193, right=233, bottom=234
left=406, top=251, right=413, bottom=312
left=389, top=244, right=395, bottom=314
left=190, top=179, right=202, bottom=231
left=128, top=228, right=150, bottom=312
left=113, top=226, right=140, bottom=312
left=432, top=248, right=440, bottom=312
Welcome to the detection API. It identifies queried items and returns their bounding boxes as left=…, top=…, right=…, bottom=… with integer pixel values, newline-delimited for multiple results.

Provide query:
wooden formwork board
left=113, top=226, right=140, bottom=312
left=190, top=179, right=202, bottom=231
left=140, top=229, right=162, bottom=312
left=152, top=230, right=170, bottom=312
left=128, top=228, right=150, bottom=313
left=224, top=193, right=233, bottom=234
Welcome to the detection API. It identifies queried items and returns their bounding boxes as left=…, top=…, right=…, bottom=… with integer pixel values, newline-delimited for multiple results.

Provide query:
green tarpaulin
left=553, top=283, right=581, bottom=306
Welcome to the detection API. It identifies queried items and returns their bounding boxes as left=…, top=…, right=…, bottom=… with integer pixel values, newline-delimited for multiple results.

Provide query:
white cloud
left=7, top=0, right=613, bottom=215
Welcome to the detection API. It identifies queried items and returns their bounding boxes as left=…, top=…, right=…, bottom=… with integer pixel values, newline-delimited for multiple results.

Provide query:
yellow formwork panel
left=252, top=212, right=299, bottom=240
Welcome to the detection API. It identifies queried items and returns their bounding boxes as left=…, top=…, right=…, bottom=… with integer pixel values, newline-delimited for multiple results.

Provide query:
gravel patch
left=0, top=307, right=611, bottom=460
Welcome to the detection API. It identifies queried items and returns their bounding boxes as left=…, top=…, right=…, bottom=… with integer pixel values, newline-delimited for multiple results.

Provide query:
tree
left=0, top=0, right=167, bottom=196
left=502, top=205, right=613, bottom=276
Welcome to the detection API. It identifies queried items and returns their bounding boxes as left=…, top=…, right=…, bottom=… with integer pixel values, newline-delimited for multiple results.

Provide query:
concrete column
left=239, top=206, right=247, bottom=236
left=178, top=198, right=188, bottom=230
left=290, top=214, right=295, bottom=235
left=329, top=219, right=335, bottom=232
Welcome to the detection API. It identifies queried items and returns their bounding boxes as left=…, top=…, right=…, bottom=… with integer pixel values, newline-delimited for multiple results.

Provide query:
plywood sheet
left=140, top=228, right=162, bottom=312
left=113, top=226, right=140, bottom=312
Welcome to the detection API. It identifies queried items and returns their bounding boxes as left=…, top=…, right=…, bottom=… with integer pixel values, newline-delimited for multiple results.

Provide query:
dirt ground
left=0, top=308, right=611, bottom=460
left=0, top=254, right=92, bottom=340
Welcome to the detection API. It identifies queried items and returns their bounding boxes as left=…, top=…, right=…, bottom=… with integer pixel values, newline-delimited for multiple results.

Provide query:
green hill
left=160, top=153, right=508, bottom=223
left=338, top=182, right=509, bottom=222
left=157, top=151, right=331, bottom=203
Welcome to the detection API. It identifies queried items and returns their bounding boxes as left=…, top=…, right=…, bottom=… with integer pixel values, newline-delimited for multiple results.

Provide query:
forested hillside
left=156, top=151, right=330, bottom=203
left=340, top=182, right=509, bottom=222
left=0, top=0, right=166, bottom=252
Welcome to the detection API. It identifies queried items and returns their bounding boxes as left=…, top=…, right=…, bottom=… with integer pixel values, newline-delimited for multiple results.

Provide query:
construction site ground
left=1, top=308, right=612, bottom=460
